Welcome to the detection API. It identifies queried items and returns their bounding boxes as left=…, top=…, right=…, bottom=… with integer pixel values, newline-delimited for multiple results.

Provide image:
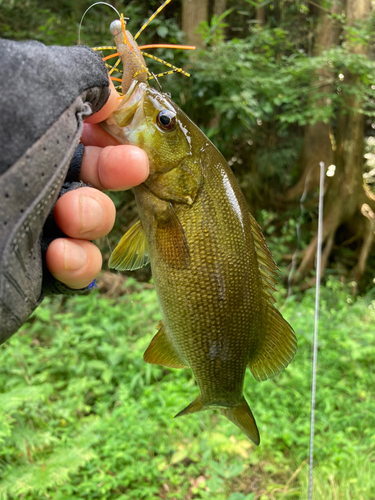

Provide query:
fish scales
left=137, top=150, right=262, bottom=402
left=104, top=19, right=297, bottom=445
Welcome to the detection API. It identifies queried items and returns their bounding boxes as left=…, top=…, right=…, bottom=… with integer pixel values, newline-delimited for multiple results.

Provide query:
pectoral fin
left=154, top=203, right=190, bottom=268
left=144, top=322, right=188, bottom=369
left=220, top=398, right=260, bottom=446
left=108, top=219, right=150, bottom=271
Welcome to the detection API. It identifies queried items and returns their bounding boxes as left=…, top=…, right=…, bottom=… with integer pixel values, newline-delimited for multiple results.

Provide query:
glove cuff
left=64, top=143, right=84, bottom=183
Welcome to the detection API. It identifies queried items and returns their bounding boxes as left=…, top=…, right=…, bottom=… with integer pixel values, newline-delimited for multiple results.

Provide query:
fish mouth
left=121, top=80, right=143, bottom=105
left=116, top=81, right=146, bottom=125
left=101, top=81, right=146, bottom=144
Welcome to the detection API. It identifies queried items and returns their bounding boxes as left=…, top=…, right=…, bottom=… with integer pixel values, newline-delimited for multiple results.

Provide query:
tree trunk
left=255, top=6, right=265, bottom=26
left=297, top=0, right=375, bottom=283
left=213, top=0, right=226, bottom=17
left=182, top=0, right=208, bottom=49
left=287, top=0, right=343, bottom=200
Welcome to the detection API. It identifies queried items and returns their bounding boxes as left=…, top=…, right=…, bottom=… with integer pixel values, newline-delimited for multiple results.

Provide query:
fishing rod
left=308, top=161, right=325, bottom=499
left=287, top=160, right=326, bottom=499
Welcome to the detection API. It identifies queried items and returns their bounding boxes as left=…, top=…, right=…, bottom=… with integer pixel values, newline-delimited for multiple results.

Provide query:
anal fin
left=144, top=322, right=188, bottom=369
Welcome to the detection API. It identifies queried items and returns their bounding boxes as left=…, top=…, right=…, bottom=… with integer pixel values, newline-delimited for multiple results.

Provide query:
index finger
left=85, top=79, right=121, bottom=124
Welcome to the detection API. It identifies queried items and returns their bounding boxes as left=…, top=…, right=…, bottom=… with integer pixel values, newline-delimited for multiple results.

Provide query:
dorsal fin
left=248, top=212, right=279, bottom=292
left=248, top=213, right=297, bottom=382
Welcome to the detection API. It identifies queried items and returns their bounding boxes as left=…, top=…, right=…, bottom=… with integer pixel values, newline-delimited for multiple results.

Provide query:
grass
left=0, top=277, right=374, bottom=499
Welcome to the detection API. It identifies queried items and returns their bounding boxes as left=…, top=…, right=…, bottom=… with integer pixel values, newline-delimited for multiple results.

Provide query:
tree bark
left=182, top=0, right=208, bottom=49
left=213, top=0, right=226, bottom=18
left=297, top=0, right=375, bottom=282
left=255, top=6, right=265, bottom=26
left=287, top=0, right=343, bottom=200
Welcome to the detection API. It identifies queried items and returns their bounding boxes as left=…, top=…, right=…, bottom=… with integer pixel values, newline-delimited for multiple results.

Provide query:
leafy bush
left=0, top=278, right=374, bottom=499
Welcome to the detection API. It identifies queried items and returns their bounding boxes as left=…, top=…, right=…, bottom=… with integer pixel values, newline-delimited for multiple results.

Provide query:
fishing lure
left=85, top=0, right=194, bottom=95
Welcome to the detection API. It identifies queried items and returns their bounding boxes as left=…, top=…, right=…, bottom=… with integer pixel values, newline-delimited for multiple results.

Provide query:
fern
left=0, top=447, right=95, bottom=499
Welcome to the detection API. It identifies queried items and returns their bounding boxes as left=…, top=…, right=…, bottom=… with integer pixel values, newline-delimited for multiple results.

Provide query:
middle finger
left=53, top=186, right=116, bottom=240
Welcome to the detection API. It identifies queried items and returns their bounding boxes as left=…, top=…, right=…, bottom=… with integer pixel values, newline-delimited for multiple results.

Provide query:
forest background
left=0, top=0, right=375, bottom=499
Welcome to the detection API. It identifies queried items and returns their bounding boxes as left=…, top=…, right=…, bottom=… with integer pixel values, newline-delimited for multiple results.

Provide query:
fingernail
left=63, top=240, right=87, bottom=270
left=136, top=149, right=149, bottom=180
left=79, top=195, right=104, bottom=234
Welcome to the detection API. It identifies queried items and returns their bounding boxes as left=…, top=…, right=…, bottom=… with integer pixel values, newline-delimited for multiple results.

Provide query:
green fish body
left=104, top=82, right=297, bottom=445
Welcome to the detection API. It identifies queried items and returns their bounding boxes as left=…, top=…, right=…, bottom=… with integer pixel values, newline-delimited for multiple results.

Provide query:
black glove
left=0, top=39, right=110, bottom=344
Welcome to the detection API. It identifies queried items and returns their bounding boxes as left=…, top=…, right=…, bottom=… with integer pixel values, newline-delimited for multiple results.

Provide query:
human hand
left=46, top=81, right=149, bottom=289
left=0, top=40, right=141, bottom=343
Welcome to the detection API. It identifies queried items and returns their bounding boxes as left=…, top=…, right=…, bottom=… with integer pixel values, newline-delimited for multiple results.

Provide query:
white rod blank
left=308, top=161, right=325, bottom=499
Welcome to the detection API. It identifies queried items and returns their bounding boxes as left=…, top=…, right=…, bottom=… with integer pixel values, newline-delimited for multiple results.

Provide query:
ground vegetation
left=0, top=282, right=374, bottom=499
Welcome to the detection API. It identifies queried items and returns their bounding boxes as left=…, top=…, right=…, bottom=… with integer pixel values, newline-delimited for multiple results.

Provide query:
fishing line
left=308, top=161, right=325, bottom=500
left=78, top=2, right=121, bottom=45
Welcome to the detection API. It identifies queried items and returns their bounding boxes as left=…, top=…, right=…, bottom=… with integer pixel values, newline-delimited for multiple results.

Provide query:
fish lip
left=115, top=81, right=146, bottom=121
left=121, top=79, right=138, bottom=105
left=120, top=80, right=147, bottom=107
left=101, top=81, right=146, bottom=143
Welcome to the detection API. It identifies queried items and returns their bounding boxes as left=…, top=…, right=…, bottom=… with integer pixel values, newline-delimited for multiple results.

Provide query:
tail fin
left=220, top=397, right=260, bottom=446
left=174, top=394, right=204, bottom=417
left=174, top=394, right=260, bottom=446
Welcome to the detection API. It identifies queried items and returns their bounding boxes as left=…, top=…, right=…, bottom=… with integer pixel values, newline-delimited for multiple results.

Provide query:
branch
left=305, top=0, right=332, bottom=14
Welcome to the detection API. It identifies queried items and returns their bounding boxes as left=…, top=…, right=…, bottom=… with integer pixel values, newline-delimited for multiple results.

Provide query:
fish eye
left=156, top=110, right=176, bottom=131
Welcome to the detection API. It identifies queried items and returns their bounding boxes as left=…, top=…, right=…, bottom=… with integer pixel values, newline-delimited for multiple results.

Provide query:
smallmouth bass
left=103, top=21, right=297, bottom=445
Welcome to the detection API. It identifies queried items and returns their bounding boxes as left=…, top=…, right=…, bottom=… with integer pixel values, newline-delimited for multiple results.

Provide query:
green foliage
left=196, top=9, right=234, bottom=48
left=182, top=28, right=375, bottom=133
left=166, top=14, right=375, bottom=210
left=0, top=0, right=182, bottom=48
left=0, top=279, right=375, bottom=499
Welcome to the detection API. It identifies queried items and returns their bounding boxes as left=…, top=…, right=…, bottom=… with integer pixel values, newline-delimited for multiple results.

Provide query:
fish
left=102, top=15, right=297, bottom=445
